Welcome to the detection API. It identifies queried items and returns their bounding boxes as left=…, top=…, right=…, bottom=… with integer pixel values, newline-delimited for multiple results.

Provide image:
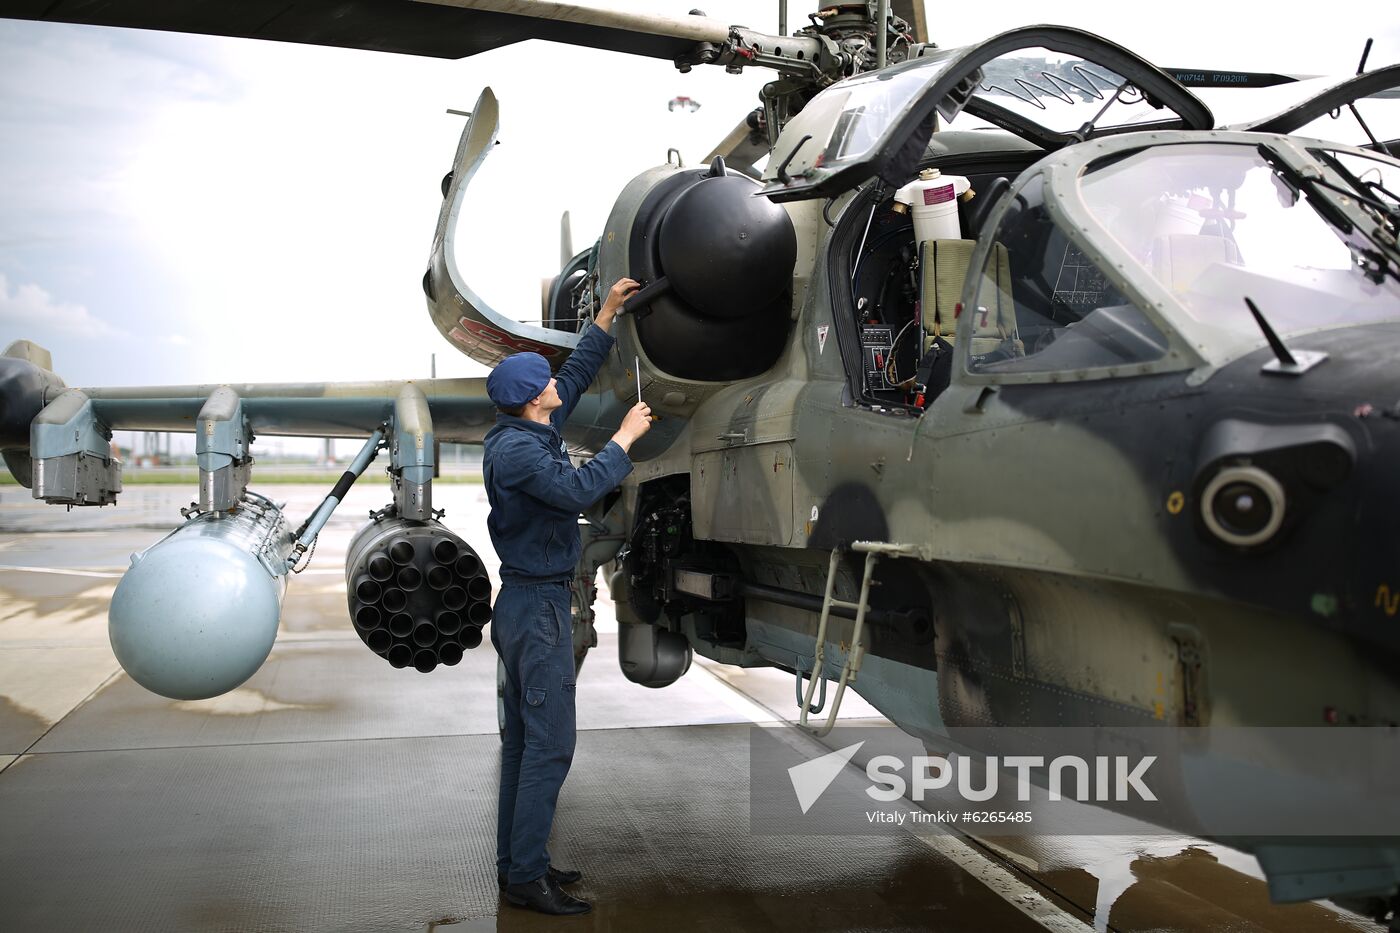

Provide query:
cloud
left=0, top=273, right=120, bottom=338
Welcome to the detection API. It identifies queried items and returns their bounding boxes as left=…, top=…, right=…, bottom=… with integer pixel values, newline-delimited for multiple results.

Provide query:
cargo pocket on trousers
left=556, top=677, right=577, bottom=751
left=524, top=685, right=549, bottom=745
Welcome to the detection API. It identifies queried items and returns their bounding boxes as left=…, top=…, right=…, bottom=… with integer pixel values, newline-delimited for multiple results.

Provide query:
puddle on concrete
left=0, top=693, right=55, bottom=753
left=0, top=579, right=117, bottom=636
left=980, top=834, right=1377, bottom=932
left=476, top=845, right=1060, bottom=933
left=1112, top=846, right=1374, bottom=932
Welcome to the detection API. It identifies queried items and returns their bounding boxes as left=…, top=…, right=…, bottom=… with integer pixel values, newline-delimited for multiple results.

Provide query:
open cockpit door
left=1238, top=64, right=1400, bottom=151
left=760, top=25, right=1212, bottom=202
left=423, top=88, right=583, bottom=369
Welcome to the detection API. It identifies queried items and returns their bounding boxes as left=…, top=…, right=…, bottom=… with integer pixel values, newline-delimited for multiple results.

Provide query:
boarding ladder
left=798, top=540, right=920, bottom=736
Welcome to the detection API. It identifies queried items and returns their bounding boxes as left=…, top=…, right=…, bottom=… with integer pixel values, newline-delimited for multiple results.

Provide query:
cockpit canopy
left=959, top=134, right=1400, bottom=382
left=761, top=25, right=1213, bottom=202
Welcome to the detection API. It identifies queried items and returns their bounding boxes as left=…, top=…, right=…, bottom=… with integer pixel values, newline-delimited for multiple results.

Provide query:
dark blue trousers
left=491, top=581, right=577, bottom=885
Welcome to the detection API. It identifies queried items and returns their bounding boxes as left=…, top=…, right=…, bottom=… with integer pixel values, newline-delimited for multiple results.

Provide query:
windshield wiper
left=1316, top=150, right=1400, bottom=230
left=1259, top=145, right=1400, bottom=284
left=1070, top=79, right=1134, bottom=143
left=1257, top=145, right=1355, bottom=234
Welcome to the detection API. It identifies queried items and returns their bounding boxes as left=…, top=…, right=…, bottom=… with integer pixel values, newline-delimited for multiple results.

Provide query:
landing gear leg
left=570, top=575, right=599, bottom=678
left=571, top=499, right=630, bottom=677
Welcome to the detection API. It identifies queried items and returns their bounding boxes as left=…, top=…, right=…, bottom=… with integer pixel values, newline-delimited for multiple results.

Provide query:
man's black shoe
left=503, top=876, right=591, bottom=915
left=497, top=865, right=582, bottom=890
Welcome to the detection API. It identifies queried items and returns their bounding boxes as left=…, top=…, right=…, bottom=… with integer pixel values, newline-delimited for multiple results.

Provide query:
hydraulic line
left=288, top=428, right=386, bottom=569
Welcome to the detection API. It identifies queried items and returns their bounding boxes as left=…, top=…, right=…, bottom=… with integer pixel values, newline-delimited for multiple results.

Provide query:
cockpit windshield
left=763, top=54, right=957, bottom=190
left=801, top=58, right=944, bottom=169
left=1077, top=143, right=1400, bottom=353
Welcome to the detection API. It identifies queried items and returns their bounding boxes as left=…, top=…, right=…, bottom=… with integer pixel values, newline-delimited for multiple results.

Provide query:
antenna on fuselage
left=1245, top=297, right=1328, bottom=376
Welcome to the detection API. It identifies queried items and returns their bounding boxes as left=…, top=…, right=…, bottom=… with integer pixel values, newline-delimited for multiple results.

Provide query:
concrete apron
left=0, top=484, right=1380, bottom=931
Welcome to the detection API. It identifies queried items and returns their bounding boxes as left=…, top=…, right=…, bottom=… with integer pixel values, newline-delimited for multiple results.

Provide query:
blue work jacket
left=483, top=325, right=632, bottom=585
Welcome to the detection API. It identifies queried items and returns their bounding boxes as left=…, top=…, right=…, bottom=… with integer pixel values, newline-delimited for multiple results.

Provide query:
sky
left=1, top=0, right=1398, bottom=403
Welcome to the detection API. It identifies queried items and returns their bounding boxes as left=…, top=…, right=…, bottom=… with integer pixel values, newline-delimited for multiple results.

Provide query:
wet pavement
left=0, top=484, right=1383, bottom=932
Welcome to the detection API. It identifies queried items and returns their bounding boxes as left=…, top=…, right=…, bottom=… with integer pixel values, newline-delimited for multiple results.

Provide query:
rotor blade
left=417, top=0, right=727, bottom=45
left=559, top=211, right=574, bottom=269
left=1163, top=68, right=1310, bottom=89
left=0, top=0, right=729, bottom=61
left=890, top=0, right=928, bottom=44
left=704, top=111, right=768, bottom=179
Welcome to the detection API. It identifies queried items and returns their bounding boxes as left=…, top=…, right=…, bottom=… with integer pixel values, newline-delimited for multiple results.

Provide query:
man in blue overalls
left=484, top=277, right=652, bottom=916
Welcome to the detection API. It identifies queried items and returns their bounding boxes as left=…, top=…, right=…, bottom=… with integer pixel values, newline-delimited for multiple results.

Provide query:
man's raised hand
left=596, top=277, right=641, bottom=330
left=613, top=402, right=653, bottom=451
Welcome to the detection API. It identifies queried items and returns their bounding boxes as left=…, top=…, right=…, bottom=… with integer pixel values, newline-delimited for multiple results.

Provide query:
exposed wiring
left=906, top=407, right=930, bottom=462
left=849, top=185, right=883, bottom=290
left=883, top=317, right=919, bottom=385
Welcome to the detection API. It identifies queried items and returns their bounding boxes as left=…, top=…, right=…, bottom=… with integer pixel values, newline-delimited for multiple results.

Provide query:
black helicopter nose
left=1195, top=322, right=1400, bottom=652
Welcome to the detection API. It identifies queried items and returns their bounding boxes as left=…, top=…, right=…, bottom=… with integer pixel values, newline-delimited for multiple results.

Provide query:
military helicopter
left=3, top=0, right=1400, bottom=922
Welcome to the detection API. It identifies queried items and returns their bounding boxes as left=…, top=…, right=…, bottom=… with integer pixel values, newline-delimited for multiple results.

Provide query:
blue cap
left=487, top=352, right=551, bottom=408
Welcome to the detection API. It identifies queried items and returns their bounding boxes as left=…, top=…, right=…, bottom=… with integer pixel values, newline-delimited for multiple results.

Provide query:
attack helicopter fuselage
left=421, top=65, right=1400, bottom=745
left=417, top=46, right=1400, bottom=903
left=532, top=129, right=1400, bottom=742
